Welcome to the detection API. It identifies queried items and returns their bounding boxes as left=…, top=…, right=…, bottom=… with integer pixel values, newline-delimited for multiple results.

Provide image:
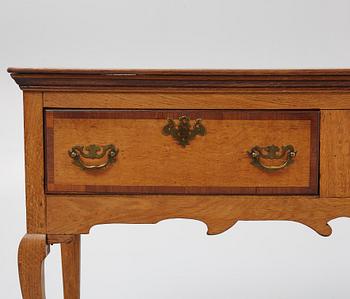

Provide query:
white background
left=1, top=1, right=350, bottom=298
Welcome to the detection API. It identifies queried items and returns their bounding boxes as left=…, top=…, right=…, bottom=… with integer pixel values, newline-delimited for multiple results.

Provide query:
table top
left=7, top=67, right=350, bottom=75
left=8, top=68, right=350, bottom=91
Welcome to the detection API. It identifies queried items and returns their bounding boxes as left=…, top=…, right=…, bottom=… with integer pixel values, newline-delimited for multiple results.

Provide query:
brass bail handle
left=68, top=144, right=118, bottom=170
left=247, top=145, right=297, bottom=172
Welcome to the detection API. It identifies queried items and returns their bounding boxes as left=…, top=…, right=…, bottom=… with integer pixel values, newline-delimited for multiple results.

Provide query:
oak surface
left=46, top=195, right=350, bottom=237
left=44, top=91, right=350, bottom=110
left=45, top=110, right=319, bottom=195
left=61, top=235, right=81, bottom=299
left=23, top=91, right=46, bottom=233
left=9, top=68, right=350, bottom=299
left=320, top=110, right=350, bottom=197
left=18, top=234, right=49, bottom=299
left=8, top=68, right=350, bottom=91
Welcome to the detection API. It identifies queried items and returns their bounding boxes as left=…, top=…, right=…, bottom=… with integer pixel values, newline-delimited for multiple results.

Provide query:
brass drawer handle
left=247, top=145, right=296, bottom=172
left=68, top=144, right=118, bottom=170
left=162, top=115, right=206, bottom=147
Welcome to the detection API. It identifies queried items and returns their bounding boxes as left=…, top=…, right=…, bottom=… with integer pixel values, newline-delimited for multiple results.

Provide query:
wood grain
left=45, top=110, right=319, bottom=195
left=18, top=234, right=50, bottom=299
left=47, top=234, right=76, bottom=245
left=10, top=68, right=350, bottom=299
left=320, top=110, right=350, bottom=197
left=44, top=91, right=350, bottom=110
left=8, top=68, right=350, bottom=92
left=9, top=68, right=350, bottom=75
left=61, top=235, right=80, bottom=299
left=46, top=195, right=350, bottom=237
left=23, top=91, right=46, bottom=233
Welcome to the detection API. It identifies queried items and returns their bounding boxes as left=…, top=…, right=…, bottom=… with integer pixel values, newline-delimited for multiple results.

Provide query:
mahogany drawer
left=45, top=109, right=319, bottom=195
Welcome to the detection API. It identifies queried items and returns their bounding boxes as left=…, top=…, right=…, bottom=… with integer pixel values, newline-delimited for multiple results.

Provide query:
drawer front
left=45, top=110, right=319, bottom=195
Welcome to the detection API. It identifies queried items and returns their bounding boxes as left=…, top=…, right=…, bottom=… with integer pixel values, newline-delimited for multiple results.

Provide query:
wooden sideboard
left=8, top=68, right=350, bottom=299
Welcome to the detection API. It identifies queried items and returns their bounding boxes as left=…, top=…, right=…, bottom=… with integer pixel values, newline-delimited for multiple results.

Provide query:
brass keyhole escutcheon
left=162, top=115, right=206, bottom=147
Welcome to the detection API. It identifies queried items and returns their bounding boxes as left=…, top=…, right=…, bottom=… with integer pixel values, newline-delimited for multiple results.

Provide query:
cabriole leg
left=18, top=234, right=50, bottom=299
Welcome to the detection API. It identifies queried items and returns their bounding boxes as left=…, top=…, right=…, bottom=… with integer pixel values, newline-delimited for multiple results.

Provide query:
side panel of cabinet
left=23, top=91, right=46, bottom=233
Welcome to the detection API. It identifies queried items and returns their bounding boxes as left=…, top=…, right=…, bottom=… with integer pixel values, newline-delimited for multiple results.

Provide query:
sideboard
left=8, top=68, right=350, bottom=299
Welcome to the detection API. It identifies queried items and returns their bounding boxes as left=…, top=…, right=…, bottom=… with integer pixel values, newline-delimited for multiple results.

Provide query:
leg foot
left=61, top=235, right=81, bottom=299
left=18, top=234, right=49, bottom=299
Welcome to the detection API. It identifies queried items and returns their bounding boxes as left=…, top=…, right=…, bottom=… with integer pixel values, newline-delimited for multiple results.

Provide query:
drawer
left=45, top=110, right=319, bottom=195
